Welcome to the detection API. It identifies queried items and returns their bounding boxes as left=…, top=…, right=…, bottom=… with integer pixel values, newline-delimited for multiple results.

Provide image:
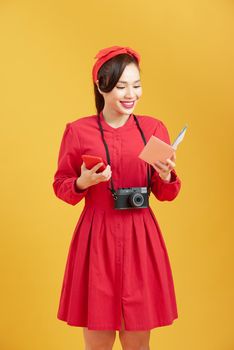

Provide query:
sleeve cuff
left=157, top=169, right=179, bottom=184
left=72, top=177, right=88, bottom=195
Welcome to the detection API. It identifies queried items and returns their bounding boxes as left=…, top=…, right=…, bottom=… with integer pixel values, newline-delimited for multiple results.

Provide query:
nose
left=125, top=86, right=135, bottom=98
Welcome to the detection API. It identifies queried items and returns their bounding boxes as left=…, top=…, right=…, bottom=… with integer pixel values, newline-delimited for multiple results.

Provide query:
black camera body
left=114, top=187, right=149, bottom=210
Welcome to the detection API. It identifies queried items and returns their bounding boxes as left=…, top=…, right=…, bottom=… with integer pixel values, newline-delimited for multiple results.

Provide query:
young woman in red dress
left=53, top=46, right=181, bottom=350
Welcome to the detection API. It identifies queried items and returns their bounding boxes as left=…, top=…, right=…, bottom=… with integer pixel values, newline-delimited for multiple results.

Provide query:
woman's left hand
left=152, top=152, right=176, bottom=182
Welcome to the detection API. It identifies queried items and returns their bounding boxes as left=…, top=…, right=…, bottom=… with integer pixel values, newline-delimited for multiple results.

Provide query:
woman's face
left=97, top=62, right=143, bottom=117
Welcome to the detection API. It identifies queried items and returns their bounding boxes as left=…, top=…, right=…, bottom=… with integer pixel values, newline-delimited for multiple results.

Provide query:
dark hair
left=93, top=54, right=141, bottom=115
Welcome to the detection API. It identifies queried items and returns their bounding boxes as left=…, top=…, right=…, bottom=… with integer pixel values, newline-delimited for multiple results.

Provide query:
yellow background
left=1, top=0, right=233, bottom=349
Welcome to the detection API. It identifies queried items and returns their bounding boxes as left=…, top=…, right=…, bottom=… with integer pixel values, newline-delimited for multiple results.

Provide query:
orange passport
left=138, top=135, right=175, bottom=164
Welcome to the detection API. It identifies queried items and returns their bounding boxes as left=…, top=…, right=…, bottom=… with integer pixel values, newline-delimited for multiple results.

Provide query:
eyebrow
left=117, top=79, right=141, bottom=84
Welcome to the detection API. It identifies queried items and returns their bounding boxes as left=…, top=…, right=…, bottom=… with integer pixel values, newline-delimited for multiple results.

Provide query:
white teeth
left=120, top=101, right=135, bottom=109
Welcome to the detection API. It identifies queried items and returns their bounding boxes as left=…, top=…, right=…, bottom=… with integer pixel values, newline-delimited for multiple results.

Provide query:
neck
left=101, top=107, right=131, bottom=127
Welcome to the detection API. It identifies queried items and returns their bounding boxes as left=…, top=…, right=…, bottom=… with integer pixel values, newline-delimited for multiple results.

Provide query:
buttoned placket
left=112, top=129, right=125, bottom=329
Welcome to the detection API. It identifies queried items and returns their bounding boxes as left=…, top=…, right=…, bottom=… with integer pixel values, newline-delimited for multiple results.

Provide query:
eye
left=116, top=86, right=141, bottom=89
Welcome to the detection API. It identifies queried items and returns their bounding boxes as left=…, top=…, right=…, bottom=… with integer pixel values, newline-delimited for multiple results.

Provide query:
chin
left=119, top=109, right=134, bottom=115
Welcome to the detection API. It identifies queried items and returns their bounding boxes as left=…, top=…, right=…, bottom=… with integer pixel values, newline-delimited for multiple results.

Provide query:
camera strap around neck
left=97, top=113, right=151, bottom=200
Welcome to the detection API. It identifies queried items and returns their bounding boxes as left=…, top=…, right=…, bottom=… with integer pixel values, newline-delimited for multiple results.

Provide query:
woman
left=52, top=45, right=182, bottom=350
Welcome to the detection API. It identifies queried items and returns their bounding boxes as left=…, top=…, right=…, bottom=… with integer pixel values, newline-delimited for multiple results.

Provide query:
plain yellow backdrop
left=1, top=0, right=233, bottom=349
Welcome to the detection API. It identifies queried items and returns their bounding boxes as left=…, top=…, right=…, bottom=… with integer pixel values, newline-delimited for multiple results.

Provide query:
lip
left=120, top=101, right=135, bottom=109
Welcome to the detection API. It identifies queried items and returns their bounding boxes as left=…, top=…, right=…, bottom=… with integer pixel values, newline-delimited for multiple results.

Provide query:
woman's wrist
left=75, top=176, right=88, bottom=190
left=159, top=171, right=171, bottom=182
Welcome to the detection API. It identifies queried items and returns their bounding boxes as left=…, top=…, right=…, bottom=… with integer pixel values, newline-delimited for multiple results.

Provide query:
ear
left=96, top=80, right=103, bottom=95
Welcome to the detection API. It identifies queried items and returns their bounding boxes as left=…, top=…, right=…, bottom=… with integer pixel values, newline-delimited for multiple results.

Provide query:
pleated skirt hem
left=57, top=314, right=178, bottom=331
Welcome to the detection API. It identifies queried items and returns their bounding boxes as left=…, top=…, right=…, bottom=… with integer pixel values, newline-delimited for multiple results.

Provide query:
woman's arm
left=52, top=123, right=89, bottom=206
left=150, top=120, right=182, bottom=201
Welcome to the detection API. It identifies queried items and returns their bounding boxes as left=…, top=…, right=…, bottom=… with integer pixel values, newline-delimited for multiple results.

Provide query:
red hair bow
left=92, top=45, right=141, bottom=82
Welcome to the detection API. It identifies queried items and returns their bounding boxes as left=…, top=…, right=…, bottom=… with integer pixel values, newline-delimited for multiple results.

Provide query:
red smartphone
left=81, top=154, right=107, bottom=173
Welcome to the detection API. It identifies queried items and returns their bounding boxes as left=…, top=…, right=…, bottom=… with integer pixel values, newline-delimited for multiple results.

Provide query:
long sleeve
left=150, top=120, right=182, bottom=201
left=52, top=122, right=88, bottom=206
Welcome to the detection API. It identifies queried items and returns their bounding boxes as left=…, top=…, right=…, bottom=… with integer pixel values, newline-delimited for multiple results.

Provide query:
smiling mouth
left=120, top=101, right=135, bottom=108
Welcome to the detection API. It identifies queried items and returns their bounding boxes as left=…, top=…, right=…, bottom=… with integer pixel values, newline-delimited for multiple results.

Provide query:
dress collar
left=98, top=110, right=135, bottom=132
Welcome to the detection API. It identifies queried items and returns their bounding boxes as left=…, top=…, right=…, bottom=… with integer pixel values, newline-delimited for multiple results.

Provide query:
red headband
left=92, top=45, right=141, bottom=83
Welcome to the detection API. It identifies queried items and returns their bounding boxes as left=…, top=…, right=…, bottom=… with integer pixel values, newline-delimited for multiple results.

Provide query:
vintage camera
left=114, top=187, right=149, bottom=210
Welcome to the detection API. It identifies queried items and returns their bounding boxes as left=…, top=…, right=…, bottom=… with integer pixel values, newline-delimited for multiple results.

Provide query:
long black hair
left=93, top=54, right=141, bottom=115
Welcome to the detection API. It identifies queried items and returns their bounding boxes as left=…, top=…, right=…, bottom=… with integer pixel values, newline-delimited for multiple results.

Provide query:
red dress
left=53, top=111, right=182, bottom=331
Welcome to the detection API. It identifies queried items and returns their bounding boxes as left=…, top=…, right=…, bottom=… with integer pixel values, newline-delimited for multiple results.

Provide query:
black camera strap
left=97, top=113, right=151, bottom=200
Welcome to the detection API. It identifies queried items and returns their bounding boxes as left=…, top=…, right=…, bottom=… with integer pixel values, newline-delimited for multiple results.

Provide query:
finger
left=104, top=172, right=112, bottom=179
left=90, top=162, right=104, bottom=174
left=103, top=171, right=111, bottom=179
left=81, top=161, right=86, bottom=170
left=154, top=161, right=173, bottom=176
left=105, top=173, right=112, bottom=181
left=161, top=161, right=173, bottom=172
left=101, top=164, right=111, bottom=176
left=166, top=158, right=176, bottom=167
left=155, top=160, right=168, bottom=172
left=152, top=163, right=161, bottom=172
left=102, top=172, right=110, bottom=179
left=99, top=174, right=111, bottom=182
left=95, top=171, right=110, bottom=181
left=153, top=164, right=170, bottom=177
left=171, top=152, right=176, bottom=161
left=94, top=172, right=110, bottom=183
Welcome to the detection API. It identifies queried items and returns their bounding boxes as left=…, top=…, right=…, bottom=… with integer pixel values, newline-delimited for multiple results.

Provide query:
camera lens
left=129, top=193, right=144, bottom=207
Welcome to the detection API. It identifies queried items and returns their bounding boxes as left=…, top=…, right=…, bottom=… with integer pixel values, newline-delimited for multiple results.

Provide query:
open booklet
left=138, top=125, right=187, bottom=164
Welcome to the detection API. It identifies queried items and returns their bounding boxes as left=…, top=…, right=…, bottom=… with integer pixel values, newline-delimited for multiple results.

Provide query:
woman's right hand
left=75, top=162, right=112, bottom=190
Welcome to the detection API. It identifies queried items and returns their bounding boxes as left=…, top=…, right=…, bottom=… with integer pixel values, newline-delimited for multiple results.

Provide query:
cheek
left=114, top=91, right=124, bottom=100
left=106, top=94, right=117, bottom=104
left=110, top=88, right=125, bottom=99
left=137, top=88, right=143, bottom=97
